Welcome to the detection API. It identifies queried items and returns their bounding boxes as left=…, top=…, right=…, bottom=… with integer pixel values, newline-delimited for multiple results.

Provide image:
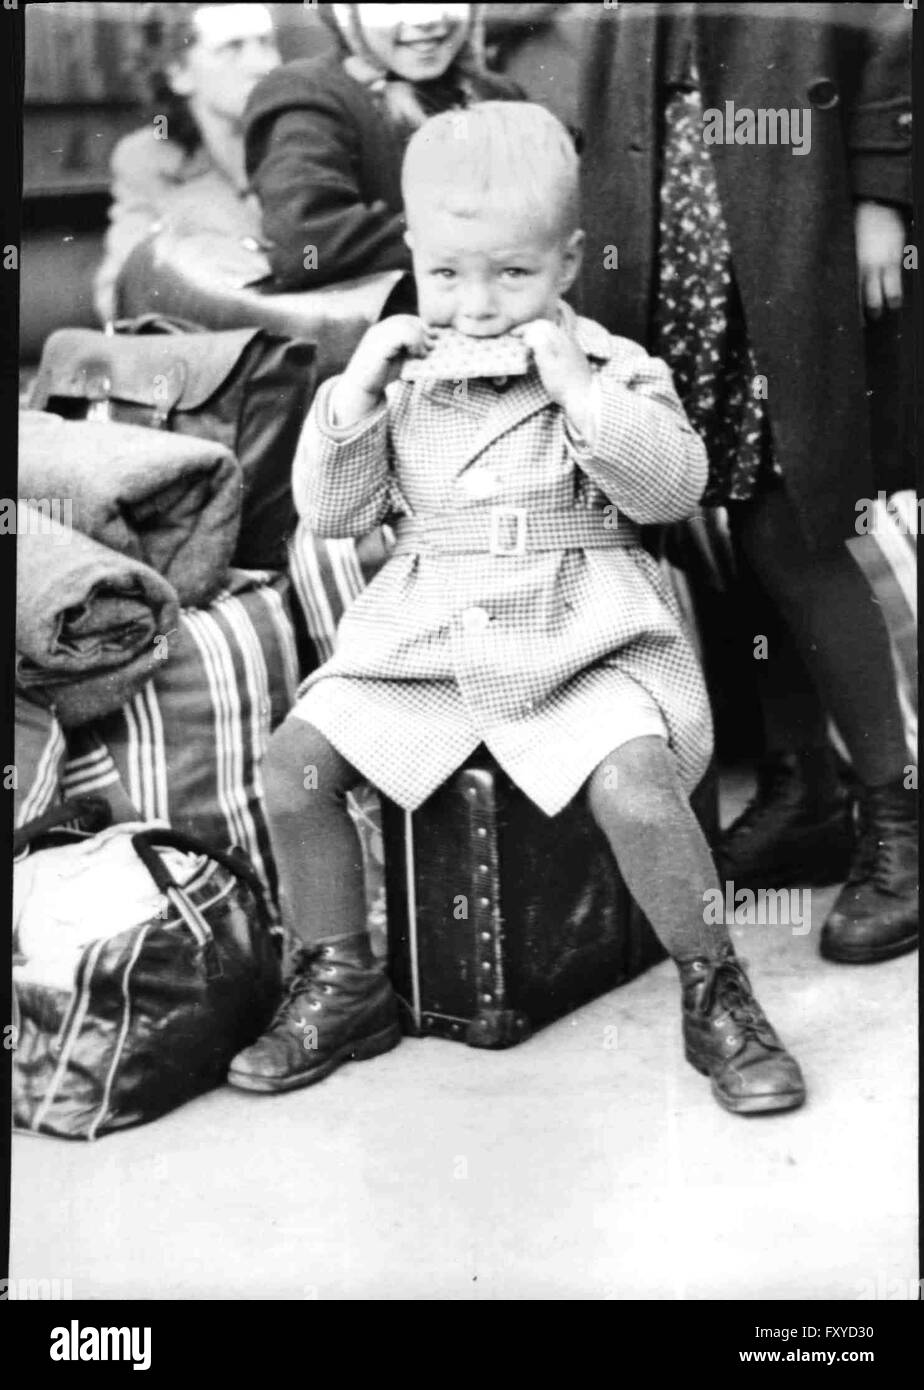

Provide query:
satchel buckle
left=83, top=369, right=112, bottom=422
left=489, top=506, right=527, bottom=557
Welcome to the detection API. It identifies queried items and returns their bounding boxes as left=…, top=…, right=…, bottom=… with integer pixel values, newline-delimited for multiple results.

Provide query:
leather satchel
left=12, top=806, right=282, bottom=1140
left=29, top=314, right=317, bottom=570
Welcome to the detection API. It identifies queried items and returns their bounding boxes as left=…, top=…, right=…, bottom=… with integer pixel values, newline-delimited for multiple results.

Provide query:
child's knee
left=587, top=737, right=687, bottom=835
left=263, top=717, right=326, bottom=814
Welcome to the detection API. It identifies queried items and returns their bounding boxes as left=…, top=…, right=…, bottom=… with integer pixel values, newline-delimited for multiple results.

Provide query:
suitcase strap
left=392, top=507, right=639, bottom=558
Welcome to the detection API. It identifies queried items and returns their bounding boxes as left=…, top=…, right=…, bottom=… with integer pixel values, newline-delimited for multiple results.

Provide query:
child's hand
left=511, top=319, right=594, bottom=432
left=330, top=315, right=436, bottom=428
left=855, top=200, right=906, bottom=319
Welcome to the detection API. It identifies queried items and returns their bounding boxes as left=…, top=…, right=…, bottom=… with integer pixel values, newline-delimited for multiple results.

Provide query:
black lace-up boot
left=227, top=933, right=401, bottom=1093
left=820, top=779, right=918, bottom=963
left=678, top=946, right=806, bottom=1115
left=714, top=749, right=855, bottom=889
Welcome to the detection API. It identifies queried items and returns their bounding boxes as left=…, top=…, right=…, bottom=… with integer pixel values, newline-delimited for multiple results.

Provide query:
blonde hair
left=401, top=101, right=580, bottom=239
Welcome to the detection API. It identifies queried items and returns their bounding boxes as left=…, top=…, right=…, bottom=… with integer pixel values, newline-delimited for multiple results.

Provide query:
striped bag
left=13, top=694, right=68, bottom=853
left=288, top=518, right=394, bottom=666
left=846, top=490, right=917, bottom=762
left=62, top=570, right=299, bottom=911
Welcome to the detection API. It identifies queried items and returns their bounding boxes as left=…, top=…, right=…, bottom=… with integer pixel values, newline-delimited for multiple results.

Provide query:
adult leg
left=732, top=482, right=917, bottom=962
left=734, top=480, right=908, bottom=785
left=715, top=513, right=854, bottom=888
left=586, top=737, right=805, bottom=1114
left=228, top=716, right=401, bottom=1093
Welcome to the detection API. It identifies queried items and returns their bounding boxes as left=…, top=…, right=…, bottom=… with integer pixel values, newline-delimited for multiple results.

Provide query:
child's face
left=356, top=3, right=471, bottom=82
left=407, top=205, right=584, bottom=338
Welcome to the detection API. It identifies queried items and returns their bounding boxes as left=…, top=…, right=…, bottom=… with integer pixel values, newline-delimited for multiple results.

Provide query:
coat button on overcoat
left=806, top=77, right=839, bottom=109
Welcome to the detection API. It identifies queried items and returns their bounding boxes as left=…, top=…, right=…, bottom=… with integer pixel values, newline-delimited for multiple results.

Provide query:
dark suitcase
left=384, top=752, right=718, bottom=1049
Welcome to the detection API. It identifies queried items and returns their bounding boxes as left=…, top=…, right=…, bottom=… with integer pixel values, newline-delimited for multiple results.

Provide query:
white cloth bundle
left=13, top=821, right=205, bottom=993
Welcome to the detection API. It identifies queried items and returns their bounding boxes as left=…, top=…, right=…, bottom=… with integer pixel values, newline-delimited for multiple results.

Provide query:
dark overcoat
left=243, top=58, right=522, bottom=291
left=561, top=1, right=913, bottom=552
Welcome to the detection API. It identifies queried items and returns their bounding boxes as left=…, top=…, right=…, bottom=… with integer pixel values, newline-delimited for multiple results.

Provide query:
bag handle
left=13, top=795, right=113, bottom=857
left=131, top=828, right=273, bottom=932
left=113, top=313, right=208, bottom=337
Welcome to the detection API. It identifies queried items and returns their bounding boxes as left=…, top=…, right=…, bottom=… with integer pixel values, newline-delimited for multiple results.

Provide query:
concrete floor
left=10, top=772, right=918, bottom=1300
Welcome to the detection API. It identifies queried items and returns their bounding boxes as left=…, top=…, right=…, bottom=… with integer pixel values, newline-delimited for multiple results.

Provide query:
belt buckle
left=489, top=506, right=527, bottom=556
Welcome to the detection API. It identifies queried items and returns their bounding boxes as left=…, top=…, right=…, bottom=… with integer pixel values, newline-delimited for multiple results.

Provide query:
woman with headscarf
left=242, top=3, right=523, bottom=292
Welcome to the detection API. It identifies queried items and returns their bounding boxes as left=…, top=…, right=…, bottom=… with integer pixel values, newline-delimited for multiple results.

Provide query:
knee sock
left=587, top=738, right=731, bottom=963
left=262, top=717, right=368, bottom=948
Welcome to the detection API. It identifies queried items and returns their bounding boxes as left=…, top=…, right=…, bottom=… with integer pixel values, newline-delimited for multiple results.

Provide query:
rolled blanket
left=18, top=409, right=241, bottom=606
left=16, top=504, right=180, bottom=727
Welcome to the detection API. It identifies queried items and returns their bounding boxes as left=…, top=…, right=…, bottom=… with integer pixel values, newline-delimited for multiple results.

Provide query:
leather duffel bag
left=29, top=314, right=316, bottom=571
left=12, top=807, right=282, bottom=1140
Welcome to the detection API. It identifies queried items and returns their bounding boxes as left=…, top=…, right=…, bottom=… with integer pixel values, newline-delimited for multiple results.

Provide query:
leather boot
left=820, top=779, right=918, bottom=963
left=714, top=749, right=854, bottom=890
left=679, top=946, right=806, bottom=1115
left=227, top=933, right=401, bottom=1093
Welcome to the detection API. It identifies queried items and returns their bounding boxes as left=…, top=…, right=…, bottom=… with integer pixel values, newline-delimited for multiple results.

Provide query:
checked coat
left=290, top=305, right=713, bottom=816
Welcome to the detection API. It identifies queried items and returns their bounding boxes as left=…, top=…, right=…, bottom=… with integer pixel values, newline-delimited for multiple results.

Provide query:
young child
left=229, top=102, right=806, bottom=1117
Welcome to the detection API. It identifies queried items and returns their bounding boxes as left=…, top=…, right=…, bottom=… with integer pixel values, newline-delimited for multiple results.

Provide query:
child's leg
left=228, top=715, right=401, bottom=1094
left=585, top=735, right=728, bottom=963
left=586, top=736, right=805, bottom=1115
left=261, top=714, right=367, bottom=946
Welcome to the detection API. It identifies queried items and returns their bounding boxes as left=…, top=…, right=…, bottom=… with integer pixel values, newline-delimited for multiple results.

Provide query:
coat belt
left=391, top=506, right=638, bottom=557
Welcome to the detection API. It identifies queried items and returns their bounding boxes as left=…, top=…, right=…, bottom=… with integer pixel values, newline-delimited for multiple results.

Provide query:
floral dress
left=654, top=31, right=781, bottom=503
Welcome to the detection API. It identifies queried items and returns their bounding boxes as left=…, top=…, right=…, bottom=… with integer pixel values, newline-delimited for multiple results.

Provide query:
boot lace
left=847, top=792, right=914, bottom=892
left=700, top=955, right=772, bottom=1040
left=269, top=945, right=333, bottom=1028
left=846, top=807, right=880, bottom=887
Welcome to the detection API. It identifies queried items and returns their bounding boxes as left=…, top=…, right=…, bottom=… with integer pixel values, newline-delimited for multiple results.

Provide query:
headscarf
left=321, top=3, right=488, bottom=139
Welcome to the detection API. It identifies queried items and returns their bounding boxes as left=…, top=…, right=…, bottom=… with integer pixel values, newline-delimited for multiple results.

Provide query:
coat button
left=896, top=111, right=912, bottom=134
left=461, top=606, right=491, bottom=632
left=807, top=78, right=839, bottom=109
